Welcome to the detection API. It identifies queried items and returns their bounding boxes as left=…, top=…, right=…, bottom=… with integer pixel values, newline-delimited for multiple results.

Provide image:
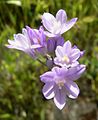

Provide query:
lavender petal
left=70, top=49, right=80, bottom=62
left=65, top=81, right=79, bottom=99
left=40, top=71, right=55, bottom=83
left=55, top=46, right=64, bottom=58
left=56, top=9, right=67, bottom=24
left=66, top=65, right=86, bottom=81
left=42, top=83, right=55, bottom=99
left=60, top=18, right=78, bottom=34
left=42, top=13, right=56, bottom=32
left=63, top=40, right=72, bottom=55
left=54, top=86, right=66, bottom=110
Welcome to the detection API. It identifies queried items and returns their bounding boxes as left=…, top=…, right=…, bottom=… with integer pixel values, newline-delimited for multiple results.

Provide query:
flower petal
left=14, top=34, right=29, bottom=48
left=31, top=44, right=42, bottom=49
left=54, top=86, right=66, bottom=110
left=47, top=38, right=56, bottom=53
left=66, top=64, right=86, bottom=81
left=55, top=46, right=64, bottom=58
left=38, top=26, right=46, bottom=46
left=42, top=13, right=56, bottom=32
left=60, top=18, right=78, bottom=34
left=40, top=71, right=55, bottom=83
left=52, top=67, right=67, bottom=77
left=54, top=57, right=62, bottom=66
left=26, top=26, right=39, bottom=44
left=70, top=48, right=80, bottom=62
left=56, top=36, right=64, bottom=47
left=65, top=81, right=79, bottom=99
left=44, top=31, right=58, bottom=37
left=22, top=28, right=29, bottom=39
left=71, top=61, right=79, bottom=67
left=72, top=45, right=85, bottom=57
left=63, top=40, right=72, bottom=55
left=47, top=36, right=64, bottom=53
left=80, top=50, right=85, bottom=57
left=42, top=83, right=55, bottom=99
left=56, top=9, right=67, bottom=24
left=7, top=39, right=25, bottom=51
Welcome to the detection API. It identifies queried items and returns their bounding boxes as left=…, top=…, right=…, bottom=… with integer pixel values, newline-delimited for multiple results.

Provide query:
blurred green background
left=0, top=0, right=98, bottom=120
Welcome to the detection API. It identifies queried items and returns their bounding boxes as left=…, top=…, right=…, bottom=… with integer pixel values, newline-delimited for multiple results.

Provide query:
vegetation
left=0, top=0, right=98, bottom=119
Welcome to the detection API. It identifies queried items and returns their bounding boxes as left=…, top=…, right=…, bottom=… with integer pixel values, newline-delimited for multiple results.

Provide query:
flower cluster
left=6, top=9, right=86, bottom=110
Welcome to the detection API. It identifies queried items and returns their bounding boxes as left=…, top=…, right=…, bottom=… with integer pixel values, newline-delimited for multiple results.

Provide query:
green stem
left=37, top=58, right=47, bottom=67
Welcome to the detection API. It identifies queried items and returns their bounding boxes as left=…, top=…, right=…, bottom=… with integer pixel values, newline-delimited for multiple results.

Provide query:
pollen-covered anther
left=62, top=55, right=70, bottom=63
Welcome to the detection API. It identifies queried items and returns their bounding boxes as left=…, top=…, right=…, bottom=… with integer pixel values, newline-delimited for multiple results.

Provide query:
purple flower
left=26, top=26, right=47, bottom=55
left=6, top=26, right=47, bottom=59
left=40, top=65, right=86, bottom=110
left=54, top=40, right=82, bottom=68
left=47, top=36, right=64, bottom=53
left=42, top=9, right=77, bottom=37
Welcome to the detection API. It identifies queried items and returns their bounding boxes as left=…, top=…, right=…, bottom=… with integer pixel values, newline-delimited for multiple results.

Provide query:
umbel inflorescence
left=6, top=9, right=86, bottom=110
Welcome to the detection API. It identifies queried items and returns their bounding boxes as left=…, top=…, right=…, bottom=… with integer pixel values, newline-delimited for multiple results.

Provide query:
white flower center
left=62, top=55, right=70, bottom=64
left=57, top=81, right=64, bottom=89
left=55, top=78, right=65, bottom=89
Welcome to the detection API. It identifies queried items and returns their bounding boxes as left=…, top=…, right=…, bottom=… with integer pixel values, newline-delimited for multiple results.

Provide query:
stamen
left=37, top=39, right=40, bottom=44
left=57, top=81, right=64, bottom=89
left=62, top=55, right=70, bottom=63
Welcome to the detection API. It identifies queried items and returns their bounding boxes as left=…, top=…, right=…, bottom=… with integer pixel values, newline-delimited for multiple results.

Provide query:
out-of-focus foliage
left=0, top=0, right=98, bottom=119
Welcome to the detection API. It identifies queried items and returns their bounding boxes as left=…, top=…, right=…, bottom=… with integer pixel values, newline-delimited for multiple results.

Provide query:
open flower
left=40, top=65, right=86, bottom=110
left=6, top=26, right=47, bottom=59
left=54, top=40, right=82, bottom=68
left=42, top=9, right=77, bottom=37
